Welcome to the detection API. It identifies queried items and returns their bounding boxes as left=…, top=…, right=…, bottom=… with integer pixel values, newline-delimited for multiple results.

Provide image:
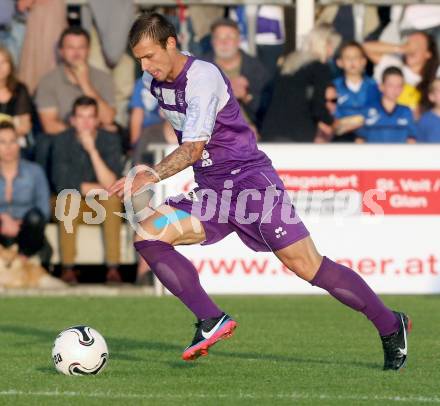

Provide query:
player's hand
left=108, top=168, right=158, bottom=199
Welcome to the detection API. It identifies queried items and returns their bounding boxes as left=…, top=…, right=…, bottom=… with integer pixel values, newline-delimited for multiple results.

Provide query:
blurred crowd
left=0, top=0, right=439, bottom=285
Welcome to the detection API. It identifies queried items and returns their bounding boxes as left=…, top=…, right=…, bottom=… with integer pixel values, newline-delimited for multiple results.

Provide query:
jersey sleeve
left=182, top=62, right=229, bottom=143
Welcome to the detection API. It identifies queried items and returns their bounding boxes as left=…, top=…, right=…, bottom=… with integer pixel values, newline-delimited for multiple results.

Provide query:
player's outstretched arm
left=154, top=140, right=205, bottom=181
left=108, top=141, right=205, bottom=198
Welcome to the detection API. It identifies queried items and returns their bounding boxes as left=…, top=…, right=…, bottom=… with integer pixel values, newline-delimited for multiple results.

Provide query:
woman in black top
left=0, top=46, right=33, bottom=142
left=261, top=24, right=341, bottom=143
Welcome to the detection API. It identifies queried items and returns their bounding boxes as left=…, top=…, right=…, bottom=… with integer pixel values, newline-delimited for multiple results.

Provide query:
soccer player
left=109, top=13, right=411, bottom=370
left=356, top=67, right=416, bottom=143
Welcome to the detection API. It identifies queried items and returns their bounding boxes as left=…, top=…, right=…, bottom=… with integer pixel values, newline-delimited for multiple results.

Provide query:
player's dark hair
left=382, top=66, right=404, bottom=83
left=210, top=18, right=240, bottom=34
left=58, top=26, right=90, bottom=48
left=129, top=12, right=177, bottom=49
left=337, top=41, right=367, bottom=59
left=71, top=96, right=98, bottom=116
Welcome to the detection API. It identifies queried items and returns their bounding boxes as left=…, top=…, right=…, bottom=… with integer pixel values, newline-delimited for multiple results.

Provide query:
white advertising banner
left=158, top=144, right=440, bottom=294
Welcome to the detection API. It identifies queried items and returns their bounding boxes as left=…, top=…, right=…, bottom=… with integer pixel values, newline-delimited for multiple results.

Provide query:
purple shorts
left=166, top=168, right=309, bottom=252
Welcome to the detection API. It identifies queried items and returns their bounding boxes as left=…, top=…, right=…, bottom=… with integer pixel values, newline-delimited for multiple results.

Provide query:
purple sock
left=310, top=256, right=399, bottom=336
left=134, top=240, right=223, bottom=320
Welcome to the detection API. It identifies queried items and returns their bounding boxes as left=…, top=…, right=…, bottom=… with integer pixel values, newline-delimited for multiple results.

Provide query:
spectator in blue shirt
left=0, top=121, right=51, bottom=262
left=415, top=79, right=440, bottom=142
left=356, top=67, right=416, bottom=143
left=130, top=77, right=162, bottom=132
left=129, top=77, right=168, bottom=165
left=333, top=41, right=381, bottom=142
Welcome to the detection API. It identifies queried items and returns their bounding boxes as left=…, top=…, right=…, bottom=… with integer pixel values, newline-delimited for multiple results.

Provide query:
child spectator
left=356, top=67, right=416, bottom=143
left=415, top=79, right=440, bottom=142
left=333, top=41, right=381, bottom=142
left=365, top=32, right=439, bottom=115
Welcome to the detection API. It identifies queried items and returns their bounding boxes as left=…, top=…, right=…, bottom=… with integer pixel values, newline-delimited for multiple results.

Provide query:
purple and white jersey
left=142, top=56, right=272, bottom=187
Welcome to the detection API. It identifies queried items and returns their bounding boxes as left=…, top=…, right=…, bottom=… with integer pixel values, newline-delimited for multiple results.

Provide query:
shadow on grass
left=1, top=324, right=379, bottom=371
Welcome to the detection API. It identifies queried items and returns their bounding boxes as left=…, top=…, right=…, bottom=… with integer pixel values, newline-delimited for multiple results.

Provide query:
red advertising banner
left=277, top=170, right=440, bottom=215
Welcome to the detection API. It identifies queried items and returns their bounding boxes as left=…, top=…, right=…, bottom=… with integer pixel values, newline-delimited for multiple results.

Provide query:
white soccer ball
left=52, top=326, right=109, bottom=376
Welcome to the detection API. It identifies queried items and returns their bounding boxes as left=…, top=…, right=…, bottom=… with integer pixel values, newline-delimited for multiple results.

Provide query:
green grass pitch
left=0, top=295, right=438, bottom=405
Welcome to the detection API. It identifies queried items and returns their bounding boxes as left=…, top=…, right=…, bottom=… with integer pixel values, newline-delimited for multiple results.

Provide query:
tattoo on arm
left=154, top=141, right=205, bottom=181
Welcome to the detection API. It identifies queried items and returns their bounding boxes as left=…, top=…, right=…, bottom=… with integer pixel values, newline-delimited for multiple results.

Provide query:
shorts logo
left=275, top=227, right=287, bottom=239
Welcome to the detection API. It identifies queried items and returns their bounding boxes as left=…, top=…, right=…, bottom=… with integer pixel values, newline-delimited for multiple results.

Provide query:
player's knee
left=279, top=248, right=322, bottom=281
left=290, top=257, right=320, bottom=280
left=138, top=209, right=205, bottom=246
left=281, top=237, right=322, bottom=278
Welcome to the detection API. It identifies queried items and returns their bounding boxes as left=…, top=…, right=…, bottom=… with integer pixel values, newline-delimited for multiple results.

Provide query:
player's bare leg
left=274, top=236, right=412, bottom=370
left=133, top=205, right=237, bottom=361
